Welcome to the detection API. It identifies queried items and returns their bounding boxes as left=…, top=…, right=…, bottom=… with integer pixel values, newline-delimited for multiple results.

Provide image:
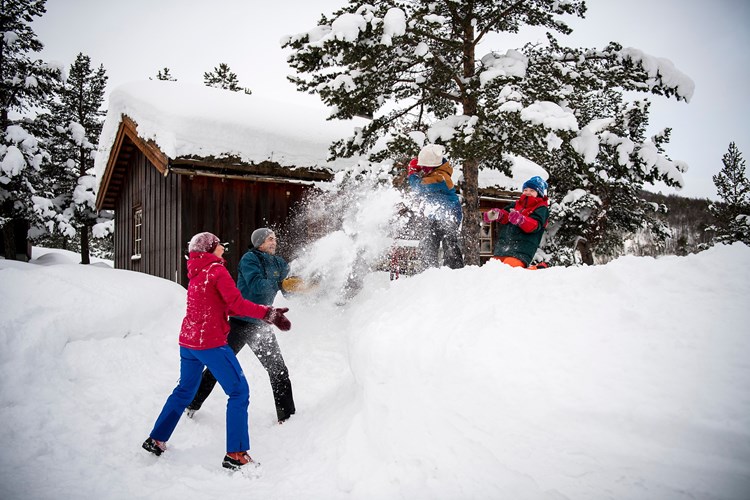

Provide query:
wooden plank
left=95, top=118, right=128, bottom=211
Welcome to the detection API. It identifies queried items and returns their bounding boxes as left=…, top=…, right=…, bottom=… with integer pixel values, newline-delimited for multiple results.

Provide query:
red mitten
left=263, top=307, right=291, bottom=331
left=407, top=158, right=421, bottom=176
left=509, top=211, right=539, bottom=232
left=508, top=210, right=525, bottom=225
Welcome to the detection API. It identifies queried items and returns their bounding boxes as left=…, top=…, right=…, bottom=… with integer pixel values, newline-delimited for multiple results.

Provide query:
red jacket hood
left=514, top=194, right=549, bottom=215
left=186, top=252, right=225, bottom=279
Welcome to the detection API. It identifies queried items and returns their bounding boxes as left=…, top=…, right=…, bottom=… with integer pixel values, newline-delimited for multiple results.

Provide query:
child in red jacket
left=483, top=176, right=550, bottom=269
left=142, top=232, right=291, bottom=471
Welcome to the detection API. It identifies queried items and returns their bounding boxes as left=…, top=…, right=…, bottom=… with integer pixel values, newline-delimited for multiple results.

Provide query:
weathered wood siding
left=180, top=175, right=307, bottom=283
left=114, top=150, right=182, bottom=283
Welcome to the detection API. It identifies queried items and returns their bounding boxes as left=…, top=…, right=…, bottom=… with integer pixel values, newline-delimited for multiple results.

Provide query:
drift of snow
left=1, top=234, right=749, bottom=499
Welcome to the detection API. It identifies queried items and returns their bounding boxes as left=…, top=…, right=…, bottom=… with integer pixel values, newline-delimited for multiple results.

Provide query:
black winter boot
left=142, top=437, right=166, bottom=456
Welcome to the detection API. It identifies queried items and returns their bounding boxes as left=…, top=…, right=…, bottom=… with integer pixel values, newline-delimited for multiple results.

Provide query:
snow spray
left=279, top=161, right=407, bottom=303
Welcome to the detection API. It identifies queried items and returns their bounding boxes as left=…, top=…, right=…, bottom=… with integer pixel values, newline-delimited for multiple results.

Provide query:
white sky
left=32, top=0, right=750, bottom=200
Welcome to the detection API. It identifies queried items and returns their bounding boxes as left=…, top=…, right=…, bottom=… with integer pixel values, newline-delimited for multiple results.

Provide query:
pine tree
left=153, top=67, right=176, bottom=81
left=540, top=92, right=682, bottom=264
left=203, top=63, right=251, bottom=94
left=283, top=1, right=693, bottom=265
left=709, top=142, right=750, bottom=245
left=43, top=52, right=109, bottom=264
left=1, top=0, right=61, bottom=260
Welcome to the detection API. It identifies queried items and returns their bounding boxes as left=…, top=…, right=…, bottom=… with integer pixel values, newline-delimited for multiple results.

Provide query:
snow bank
left=1, top=243, right=749, bottom=499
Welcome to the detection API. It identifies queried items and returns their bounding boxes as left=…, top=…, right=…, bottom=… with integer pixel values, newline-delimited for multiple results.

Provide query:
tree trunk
left=1, top=218, right=29, bottom=261
left=461, top=158, right=481, bottom=266
left=80, top=225, right=90, bottom=265
left=459, top=12, right=481, bottom=266
left=2, top=220, right=15, bottom=260
left=576, top=237, right=595, bottom=265
left=79, top=145, right=91, bottom=265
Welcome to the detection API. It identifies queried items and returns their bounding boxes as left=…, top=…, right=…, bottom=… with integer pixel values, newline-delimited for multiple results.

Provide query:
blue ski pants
left=149, top=345, right=250, bottom=452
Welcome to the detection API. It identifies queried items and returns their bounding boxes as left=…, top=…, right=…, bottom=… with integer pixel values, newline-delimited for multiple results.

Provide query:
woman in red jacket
left=142, top=232, right=291, bottom=471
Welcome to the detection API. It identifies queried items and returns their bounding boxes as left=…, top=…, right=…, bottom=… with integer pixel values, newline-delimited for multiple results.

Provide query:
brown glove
left=281, top=276, right=314, bottom=293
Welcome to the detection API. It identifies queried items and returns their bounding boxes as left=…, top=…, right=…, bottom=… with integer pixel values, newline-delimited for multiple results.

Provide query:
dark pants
left=150, top=345, right=249, bottom=452
left=421, top=217, right=464, bottom=270
left=188, top=318, right=296, bottom=422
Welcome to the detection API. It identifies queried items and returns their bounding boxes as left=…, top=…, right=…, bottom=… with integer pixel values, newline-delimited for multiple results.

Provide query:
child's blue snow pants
left=149, top=345, right=250, bottom=452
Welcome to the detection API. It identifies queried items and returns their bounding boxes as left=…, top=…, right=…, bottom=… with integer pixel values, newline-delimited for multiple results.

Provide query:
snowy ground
left=1, top=244, right=749, bottom=500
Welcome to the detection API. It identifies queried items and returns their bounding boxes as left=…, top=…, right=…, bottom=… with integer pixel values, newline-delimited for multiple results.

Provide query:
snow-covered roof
left=94, top=81, right=549, bottom=201
left=94, top=80, right=364, bottom=187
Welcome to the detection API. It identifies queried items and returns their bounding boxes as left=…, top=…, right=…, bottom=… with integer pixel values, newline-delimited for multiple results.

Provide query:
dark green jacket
left=493, top=195, right=549, bottom=266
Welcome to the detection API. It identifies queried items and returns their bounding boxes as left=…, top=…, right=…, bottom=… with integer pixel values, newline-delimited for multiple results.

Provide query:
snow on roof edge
left=94, top=80, right=363, bottom=189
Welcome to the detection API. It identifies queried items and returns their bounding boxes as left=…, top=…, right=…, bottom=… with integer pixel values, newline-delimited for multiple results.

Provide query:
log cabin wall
left=114, top=150, right=182, bottom=283
left=180, top=175, right=307, bottom=283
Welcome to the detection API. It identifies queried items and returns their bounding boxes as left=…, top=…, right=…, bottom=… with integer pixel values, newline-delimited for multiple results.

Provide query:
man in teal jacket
left=186, top=228, right=296, bottom=423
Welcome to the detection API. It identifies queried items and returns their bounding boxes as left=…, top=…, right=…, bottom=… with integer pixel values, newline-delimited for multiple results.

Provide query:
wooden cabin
left=95, top=82, right=540, bottom=285
left=93, top=80, right=366, bottom=286
left=95, top=115, right=333, bottom=287
left=96, top=118, right=519, bottom=284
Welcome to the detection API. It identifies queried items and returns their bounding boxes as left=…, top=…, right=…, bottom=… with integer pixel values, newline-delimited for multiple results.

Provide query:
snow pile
left=620, top=47, right=695, bottom=102
left=479, top=49, right=528, bottom=87
left=94, top=80, right=364, bottom=187
left=282, top=6, right=407, bottom=48
left=520, top=101, right=579, bottom=132
left=1, top=243, right=749, bottom=499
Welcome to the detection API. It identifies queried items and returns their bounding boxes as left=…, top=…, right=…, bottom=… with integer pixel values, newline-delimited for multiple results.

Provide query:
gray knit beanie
left=251, top=228, right=274, bottom=248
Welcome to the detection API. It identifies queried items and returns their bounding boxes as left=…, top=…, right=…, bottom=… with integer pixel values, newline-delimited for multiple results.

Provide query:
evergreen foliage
left=635, top=191, right=714, bottom=258
left=283, top=1, right=693, bottom=265
left=541, top=93, right=684, bottom=265
left=0, top=0, right=61, bottom=259
left=203, top=63, right=251, bottom=94
left=153, top=67, right=176, bottom=81
left=709, top=142, right=750, bottom=245
left=38, top=52, right=112, bottom=263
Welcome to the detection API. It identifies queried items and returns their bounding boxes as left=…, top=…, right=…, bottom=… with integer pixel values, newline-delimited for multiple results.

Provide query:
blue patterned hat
left=522, top=176, right=548, bottom=197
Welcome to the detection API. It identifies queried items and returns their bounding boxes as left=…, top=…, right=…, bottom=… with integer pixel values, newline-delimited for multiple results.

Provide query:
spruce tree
left=203, top=63, right=251, bottom=94
left=44, top=52, right=109, bottom=264
left=0, top=0, right=61, bottom=260
left=153, top=67, right=176, bottom=81
left=709, top=142, right=750, bottom=245
left=283, top=1, right=693, bottom=265
left=541, top=92, right=680, bottom=264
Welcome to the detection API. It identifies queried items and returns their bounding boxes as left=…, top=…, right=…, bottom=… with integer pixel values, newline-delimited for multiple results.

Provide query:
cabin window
left=480, top=216, right=494, bottom=257
left=132, top=207, right=143, bottom=260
